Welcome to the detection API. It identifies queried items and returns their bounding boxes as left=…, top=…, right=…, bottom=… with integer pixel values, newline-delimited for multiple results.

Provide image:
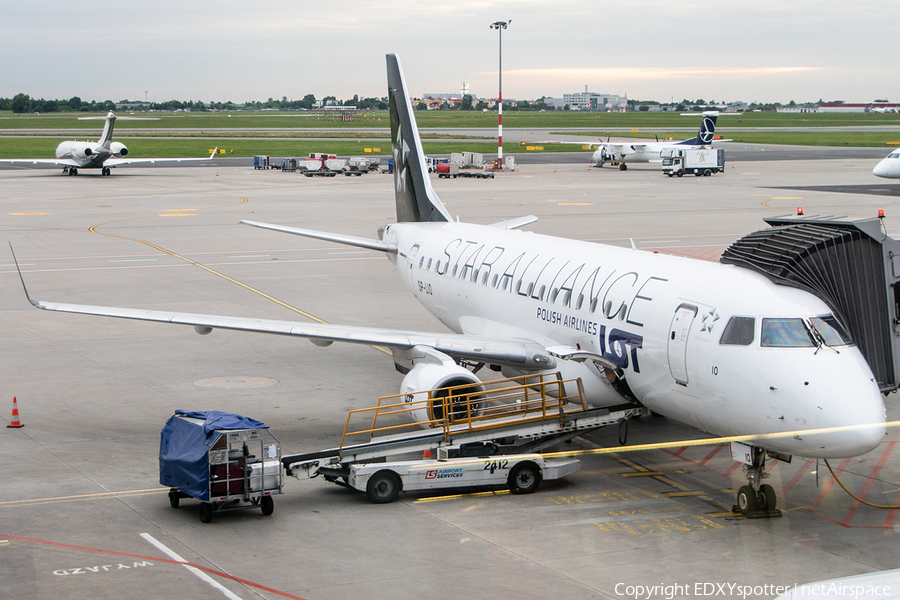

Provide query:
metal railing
left=339, top=373, right=586, bottom=449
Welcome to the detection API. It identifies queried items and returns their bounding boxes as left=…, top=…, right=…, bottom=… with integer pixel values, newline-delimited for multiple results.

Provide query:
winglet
left=9, top=243, right=39, bottom=308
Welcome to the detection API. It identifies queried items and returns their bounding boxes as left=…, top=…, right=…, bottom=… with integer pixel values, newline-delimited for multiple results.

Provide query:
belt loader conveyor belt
left=283, top=373, right=647, bottom=475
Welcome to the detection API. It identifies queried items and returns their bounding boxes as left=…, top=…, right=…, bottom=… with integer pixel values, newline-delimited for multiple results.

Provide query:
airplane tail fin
left=98, top=112, right=117, bottom=148
left=678, top=111, right=718, bottom=146
left=386, top=54, right=451, bottom=223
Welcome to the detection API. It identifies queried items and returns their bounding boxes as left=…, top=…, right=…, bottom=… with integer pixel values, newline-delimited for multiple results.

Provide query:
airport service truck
left=661, top=148, right=725, bottom=177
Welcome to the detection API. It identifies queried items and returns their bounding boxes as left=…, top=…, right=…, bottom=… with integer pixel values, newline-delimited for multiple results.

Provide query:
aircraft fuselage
left=383, top=220, right=886, bottom=459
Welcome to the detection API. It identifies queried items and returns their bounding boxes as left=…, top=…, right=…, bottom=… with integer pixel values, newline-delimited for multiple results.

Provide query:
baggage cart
left=160, top=410, right=283, bottom=523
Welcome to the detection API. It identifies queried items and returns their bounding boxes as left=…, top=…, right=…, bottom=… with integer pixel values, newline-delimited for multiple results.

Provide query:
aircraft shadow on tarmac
left=773, top=184, right=900, bottom=197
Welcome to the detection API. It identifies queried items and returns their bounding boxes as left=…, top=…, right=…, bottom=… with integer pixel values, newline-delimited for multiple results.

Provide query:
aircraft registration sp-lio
left=0, top=112, right=215, bottom=176
left=14, top=54, right=886, bottom=516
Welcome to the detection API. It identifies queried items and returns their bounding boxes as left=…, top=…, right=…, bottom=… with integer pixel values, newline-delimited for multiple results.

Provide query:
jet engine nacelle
left=72, top=145, right=95, bottom=159
left=110, top=142, right=128, bottom=158
left=399, top=362, right=485, bottom=426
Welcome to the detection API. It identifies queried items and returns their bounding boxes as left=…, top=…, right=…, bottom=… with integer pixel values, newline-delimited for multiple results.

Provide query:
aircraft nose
left=873, top=159, right=897, bottom=178
left=817, top=392, right=886, bottom=457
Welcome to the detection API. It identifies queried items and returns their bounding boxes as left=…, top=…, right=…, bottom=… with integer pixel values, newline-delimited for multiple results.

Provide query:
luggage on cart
left=159, top=410, right=283, bottom=523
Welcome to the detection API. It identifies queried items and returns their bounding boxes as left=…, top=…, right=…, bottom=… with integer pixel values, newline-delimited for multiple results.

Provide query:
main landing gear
left=101, top=166, right=111, bottom=176
left=63, top=167, right=78, bottom=176
left=731, top=443, right=782, bottom=519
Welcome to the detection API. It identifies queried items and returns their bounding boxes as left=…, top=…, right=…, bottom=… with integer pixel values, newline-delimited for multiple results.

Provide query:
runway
left=2, top=156, right=899, bottom=600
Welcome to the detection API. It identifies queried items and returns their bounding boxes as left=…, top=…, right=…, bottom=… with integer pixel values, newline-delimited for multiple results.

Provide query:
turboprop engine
left=109, top=142, right=128, bottom=158
left=399, top=359, right=485, bottom=426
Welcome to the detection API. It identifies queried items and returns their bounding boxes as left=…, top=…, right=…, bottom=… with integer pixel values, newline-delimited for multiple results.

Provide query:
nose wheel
left=733, top=445, right=782, bottom=519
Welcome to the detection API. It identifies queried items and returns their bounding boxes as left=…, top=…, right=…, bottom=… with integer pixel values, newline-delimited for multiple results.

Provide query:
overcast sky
left=3, top=1, right=897, bottom=105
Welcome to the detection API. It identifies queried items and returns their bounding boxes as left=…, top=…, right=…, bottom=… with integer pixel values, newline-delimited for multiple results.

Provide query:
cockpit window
left=761, top=318, right=815, bottom=348
left=810, top=315, right=854, bottom=346
left=719, top=316, right=755, bottom=346
left=890, top=151, right=900, bottom=159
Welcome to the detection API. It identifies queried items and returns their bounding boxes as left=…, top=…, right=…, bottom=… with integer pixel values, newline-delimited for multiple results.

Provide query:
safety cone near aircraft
left=7, top=396, right=23, bottom=428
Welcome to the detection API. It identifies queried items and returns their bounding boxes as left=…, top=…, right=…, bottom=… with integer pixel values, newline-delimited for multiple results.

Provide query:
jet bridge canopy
left=720, top=214, right=900, bottom=394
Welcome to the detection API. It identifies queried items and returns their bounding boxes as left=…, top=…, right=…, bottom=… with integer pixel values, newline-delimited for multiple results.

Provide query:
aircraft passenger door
left=407, top=244, right=421, bottom=292
left=667, top=304, right=698, bottom=386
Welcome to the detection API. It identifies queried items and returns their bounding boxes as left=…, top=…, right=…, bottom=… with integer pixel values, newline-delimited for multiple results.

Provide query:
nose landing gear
left=732, top=443, right=783, bottom=519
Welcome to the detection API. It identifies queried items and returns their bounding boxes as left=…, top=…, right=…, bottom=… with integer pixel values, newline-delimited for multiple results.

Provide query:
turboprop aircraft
left=528, top=111, right=725, bottom=170
left=591, top=111, right=725, bottom=170
left=873, top=149, right=900, bottom=179
left=13, top=54, right=887, bottom=516
left=0, top=112, right=216, bottom=175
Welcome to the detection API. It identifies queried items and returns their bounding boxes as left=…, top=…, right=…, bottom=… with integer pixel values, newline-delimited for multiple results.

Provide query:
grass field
left=2, top=109, right=900, bottom=130
left=1, top=110, right=899, bottom=157
left=0, top=137, right=516, bottom=158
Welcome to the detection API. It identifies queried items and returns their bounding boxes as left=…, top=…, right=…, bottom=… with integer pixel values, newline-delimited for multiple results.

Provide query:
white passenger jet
left=873, top=149, right=900, bottom=179
left=14, top=55, right=887, bottom=516
left=0, top=112, right=215, bottom=176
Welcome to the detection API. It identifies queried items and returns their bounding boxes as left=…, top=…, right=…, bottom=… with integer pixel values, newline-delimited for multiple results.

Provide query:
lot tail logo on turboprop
left=679, top=113, right=718, bottom=145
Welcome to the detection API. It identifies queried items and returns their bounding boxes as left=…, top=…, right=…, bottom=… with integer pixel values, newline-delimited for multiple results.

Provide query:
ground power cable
left=823, top=458, right=900, bottom=509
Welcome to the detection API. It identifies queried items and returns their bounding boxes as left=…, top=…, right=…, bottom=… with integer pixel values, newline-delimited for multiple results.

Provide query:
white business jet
left=0, top=112, right=215, bottom=175
left=873, top=149, right=900, bottom=179
left=14, top=55, right=886, bottom=516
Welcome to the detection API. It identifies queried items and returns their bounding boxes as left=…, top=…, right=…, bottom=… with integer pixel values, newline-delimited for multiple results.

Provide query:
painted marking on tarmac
left=0, top=488, right=167, bottom=507
left=8, top=212, right=49, bottom=216
left=594, top=514, right=725, bottom=535
left=415, top=489, right=510, bottom=503
left=1, top=534, right=307, bottom=600
left=141, top=534, right=243, bottom=600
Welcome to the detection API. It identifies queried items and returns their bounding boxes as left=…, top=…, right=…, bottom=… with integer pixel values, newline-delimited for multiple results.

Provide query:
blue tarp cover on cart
left=159, top=410, right=268, bottom=501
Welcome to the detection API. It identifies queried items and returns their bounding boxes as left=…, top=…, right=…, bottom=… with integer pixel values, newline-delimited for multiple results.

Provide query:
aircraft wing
left=105, top=148, right=218, bottom=166
left=522, top=140, right=601, bottom=148
left=22, top=297, right=553, bottom=369
left=0, top=158, right=81, bottom=167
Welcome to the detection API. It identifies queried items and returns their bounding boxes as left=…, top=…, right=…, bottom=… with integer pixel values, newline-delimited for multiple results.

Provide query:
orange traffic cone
left=423, top=449, right=432, bottom=459
left=7, top=396, right=23, bottom=428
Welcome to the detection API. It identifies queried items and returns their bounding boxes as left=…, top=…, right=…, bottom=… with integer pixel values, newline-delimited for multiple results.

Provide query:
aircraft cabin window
left=427, top=258, right=432, bottom=270
left=809, top=315, right=854, bottom=346
left=719, top=316, right=755, bottom=345
left=760, top=318, right=815, bottom=348
left=418, top=257, right=424, bottom=268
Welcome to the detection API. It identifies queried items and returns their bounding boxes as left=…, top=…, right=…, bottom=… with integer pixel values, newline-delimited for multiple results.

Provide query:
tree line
left=0, top=93, right=389, bottom=113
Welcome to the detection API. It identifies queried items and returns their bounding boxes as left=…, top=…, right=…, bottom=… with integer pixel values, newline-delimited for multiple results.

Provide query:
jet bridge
left=720, top=214, right=900, bottom=394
